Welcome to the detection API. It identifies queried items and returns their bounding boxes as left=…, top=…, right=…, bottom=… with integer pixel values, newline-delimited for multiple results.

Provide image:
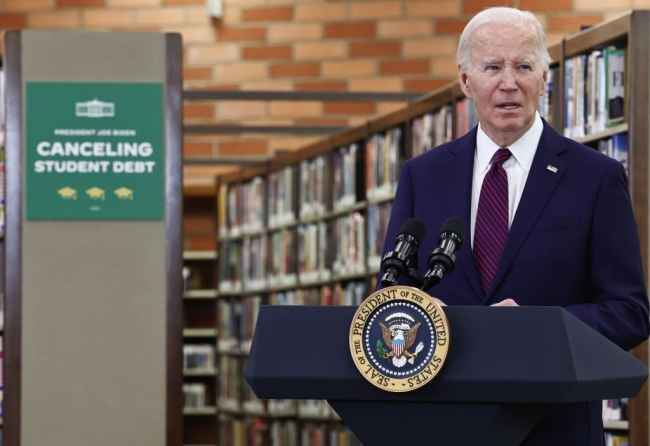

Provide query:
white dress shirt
left=470, top=112, right=544, bottom=247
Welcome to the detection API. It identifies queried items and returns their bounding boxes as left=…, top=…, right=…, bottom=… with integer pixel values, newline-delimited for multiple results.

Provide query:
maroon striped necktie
left=473, top=148, right=512, bottom=295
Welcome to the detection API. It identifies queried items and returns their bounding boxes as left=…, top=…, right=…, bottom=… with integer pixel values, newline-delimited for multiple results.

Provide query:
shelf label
left=25, top=82, right=164, bottom=220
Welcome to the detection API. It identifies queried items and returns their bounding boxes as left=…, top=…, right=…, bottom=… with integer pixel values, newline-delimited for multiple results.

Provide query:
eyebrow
left=517, top=58, right=536, bottom=65
left=479, top=57, right=537, bottom=66
left=480, top=58, right=502, bottom=65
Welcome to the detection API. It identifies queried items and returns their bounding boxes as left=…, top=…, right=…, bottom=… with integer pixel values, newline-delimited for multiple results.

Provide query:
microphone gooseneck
left=380, top=218, right=426, bottom=287
left=421, top=217, right=466, bottom=292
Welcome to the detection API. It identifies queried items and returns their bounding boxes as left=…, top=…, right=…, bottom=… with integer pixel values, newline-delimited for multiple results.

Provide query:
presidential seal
left=349, top=285, right=450, bottom=392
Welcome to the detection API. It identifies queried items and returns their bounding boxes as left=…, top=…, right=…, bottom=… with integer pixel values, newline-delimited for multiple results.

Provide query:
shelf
left=183, top=250, right=218, bottom=261
left=217, top=347, right=248, bottom=356
left=297, top=278, right=332, bottom=288
left=183, top=328, right=218, bottom=338
left=242, top=408, right=267, bottom=417
left=331, top=201, right=367, bottom=218
left=298, top=212, right=330, bottom=225
left=183, top=368, right=218, bottom=376
left=183, top=406, right=217, bottom=416
left=217, top=289, right=246, bottom=297
left=218, top=399, right=242, bottom=414
left=267, top=409, right=298, bottom=418
left=184, top=289, right=218, bottom=299
left=332, top=271, right=368, bottom=282
left=297, top=414, right=336, bottom=421
left=367, top=191, right=396, bottom=205
left=603, top=420, right=629, bottom=430
left=572, top=123, right=628, bottom=144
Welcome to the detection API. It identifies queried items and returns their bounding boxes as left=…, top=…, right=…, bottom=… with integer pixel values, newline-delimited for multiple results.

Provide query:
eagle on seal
left=380, top=320, right=421, bottom=368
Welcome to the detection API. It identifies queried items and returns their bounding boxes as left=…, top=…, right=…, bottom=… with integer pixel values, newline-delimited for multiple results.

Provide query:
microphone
left=380, top=218, right=427, bottom=287
left=421, top=217, right=466, bottom=292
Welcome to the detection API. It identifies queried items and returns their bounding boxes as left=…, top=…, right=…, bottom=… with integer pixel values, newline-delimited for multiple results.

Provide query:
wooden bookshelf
left=183, top=250, right=218, bottom=261
left=561, top=11, right=649, bottom=445
left=182, top=191, right=219, bottom=445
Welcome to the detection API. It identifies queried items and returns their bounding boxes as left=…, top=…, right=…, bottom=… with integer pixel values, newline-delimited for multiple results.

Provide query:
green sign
left=26, top=82, right=164, bottom=220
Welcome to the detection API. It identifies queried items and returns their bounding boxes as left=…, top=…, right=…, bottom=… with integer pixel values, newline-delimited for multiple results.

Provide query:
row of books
left=241, top=361, right=265, bottom=414
left=237, top=396, right=344, bottom=421
left=366, top=202, right=392, bottom=271
left=183, top=344, right=216, bottom=371
left=218, top=296, right=262, bottom=353
left=219, top=241, right=243, bottom=292
left=242, top=235, right=269, bottom=291
left=269, top=166, right=297, bottom=229
left=267, top=282, right=367, bottom=307
left=219, top=355, right=242, bottom=404
left=211, top=284, right=369, bottom=360
left=218, top=138, right=391, bottom=239
left=183, top=383, right=209, bottom=408
left=267, top=229, right=298, bottom=287
left=218, top=416, right=267, bottom=446
left=300, top=155, right=329, bottom=220
left=605, top=433, right=629, bottom=446
left=538, top=66, right=559, bottom=125
left=220, top=176, right=262, bottom=238
left=301, top=423, right=363, bottom=446
left=0, top=67, right=5, bottom=237
left=332, top=212, right=366, bottom=277
left=603, top=398, right=628, bottom=422
left=218, top=169, right=296, bottom=238
left=455, top=98, right=478, bottom=138
left=219, top=388, right=338, bottom=420
left=298, top=222, right=330, bottom=284
left=219, top=212, right=374, bottom=293
left=220, top=230, right=299, bottom=293
left=411, top=105, right=453, bottom=157
left=366, top=127, right=403, bottom=201
left=564, top=48, right=626, bottom=139
left=229, top=419, right=360, bottom=446
left=333, top=143, right=361, bottom=211
left=597, top=133, right=628, bottom=176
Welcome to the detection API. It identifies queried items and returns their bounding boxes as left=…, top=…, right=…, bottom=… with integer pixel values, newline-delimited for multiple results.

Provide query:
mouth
left=497, top=102, right=521, bottom=110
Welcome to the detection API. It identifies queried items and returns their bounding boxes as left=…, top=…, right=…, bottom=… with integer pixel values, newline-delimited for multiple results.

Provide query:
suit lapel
left=442, top=128, right=484, bottom=300
left=484, top=123, right=568, bottom=303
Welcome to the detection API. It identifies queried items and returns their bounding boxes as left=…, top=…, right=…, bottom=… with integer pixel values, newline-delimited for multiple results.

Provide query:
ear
left=540, top=70, right=548, bottom=97
left=458, top=65, right=473, bottom=99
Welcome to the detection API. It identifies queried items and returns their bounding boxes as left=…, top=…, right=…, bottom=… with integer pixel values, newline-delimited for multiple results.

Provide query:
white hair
left=457, top=7, right=552, bottom=73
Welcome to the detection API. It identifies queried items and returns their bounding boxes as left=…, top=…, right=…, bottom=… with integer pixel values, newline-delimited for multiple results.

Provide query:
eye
left=486, top=65, right=499, bottom=71
left=519, top=64, right=532, bottom=71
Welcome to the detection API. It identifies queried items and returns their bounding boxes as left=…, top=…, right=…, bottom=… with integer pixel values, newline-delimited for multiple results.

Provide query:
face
left=458, top=23, right=547, bottom=147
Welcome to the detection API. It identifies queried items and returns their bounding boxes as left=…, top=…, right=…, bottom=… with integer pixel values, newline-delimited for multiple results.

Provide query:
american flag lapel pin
left=547, top=164, right=558, bottom=173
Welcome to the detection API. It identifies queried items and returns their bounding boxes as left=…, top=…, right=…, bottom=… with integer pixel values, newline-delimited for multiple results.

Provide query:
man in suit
left=377, top=7, right=650, bottom=445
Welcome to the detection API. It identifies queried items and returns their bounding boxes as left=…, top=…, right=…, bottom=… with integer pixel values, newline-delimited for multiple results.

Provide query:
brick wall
left=0, top=0, right=642, bottom=185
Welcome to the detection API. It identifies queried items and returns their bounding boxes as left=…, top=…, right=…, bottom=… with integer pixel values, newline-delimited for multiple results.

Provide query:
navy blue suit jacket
left=377, top=121, right=650, bottom=445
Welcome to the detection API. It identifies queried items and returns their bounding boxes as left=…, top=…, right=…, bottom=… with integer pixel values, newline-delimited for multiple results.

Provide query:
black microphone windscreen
left=439, top=217, right=466, bottom=239
left=398, top=218, right=427, bottom=245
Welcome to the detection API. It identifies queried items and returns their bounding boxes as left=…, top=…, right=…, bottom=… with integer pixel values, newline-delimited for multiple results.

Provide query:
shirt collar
left=476, top=112, right=543, bottom=173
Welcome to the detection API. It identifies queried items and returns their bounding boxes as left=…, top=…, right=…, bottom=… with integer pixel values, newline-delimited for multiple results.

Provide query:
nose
left=500, top=67, right=517, bottom=90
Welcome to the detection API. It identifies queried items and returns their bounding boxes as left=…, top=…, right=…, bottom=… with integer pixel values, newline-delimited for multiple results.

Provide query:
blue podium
left=245, top=306, right=647, bottom=445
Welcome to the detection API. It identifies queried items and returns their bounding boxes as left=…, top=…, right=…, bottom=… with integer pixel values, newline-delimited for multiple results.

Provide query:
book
left=605, top=48, right=626, bottom=127
left=612, top=133, right=628, bottom=176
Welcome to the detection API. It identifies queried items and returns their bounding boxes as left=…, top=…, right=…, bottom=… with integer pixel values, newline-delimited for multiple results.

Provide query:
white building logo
left=76, top=99, right=115, bottom=118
